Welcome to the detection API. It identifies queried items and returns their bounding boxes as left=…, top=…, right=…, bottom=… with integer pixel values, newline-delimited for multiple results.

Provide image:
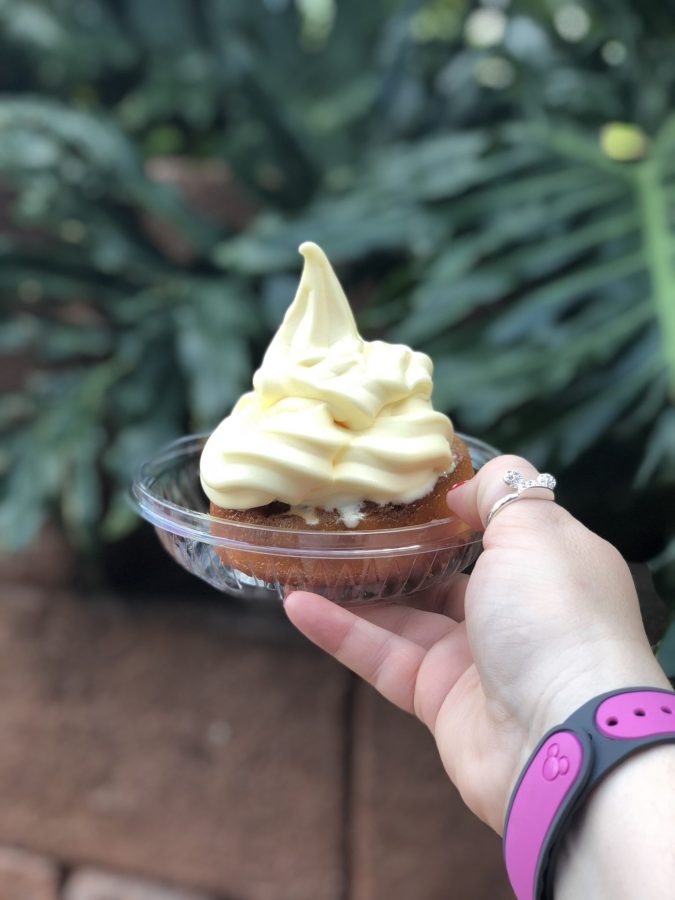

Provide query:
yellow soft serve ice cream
left=199, top=242, right=456, bottom=518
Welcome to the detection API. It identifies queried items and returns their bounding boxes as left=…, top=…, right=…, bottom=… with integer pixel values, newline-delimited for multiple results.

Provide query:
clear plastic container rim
left=131, top=432, right=498, bottom=558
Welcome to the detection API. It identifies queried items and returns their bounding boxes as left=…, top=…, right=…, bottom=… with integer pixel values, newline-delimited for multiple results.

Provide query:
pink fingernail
left=448, top=480, right=467, bottom=492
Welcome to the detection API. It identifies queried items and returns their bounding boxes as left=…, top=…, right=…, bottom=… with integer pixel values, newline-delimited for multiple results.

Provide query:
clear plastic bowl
left=131, top=433, right=499, bottom=606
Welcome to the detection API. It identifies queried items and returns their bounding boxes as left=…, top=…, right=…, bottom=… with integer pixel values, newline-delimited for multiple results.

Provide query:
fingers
left=446, top=454, right=558, bottom=533
left=357, top=575, right=468, bottom=632
left=402, top=574, right=469, bottom=621
left=354, top=600, right=456, bottom=651
left=287, top=576, right=468, bottom=657
left=352, top=602, right=475, bottom=729
left=284, top=590, right=425, bottom=714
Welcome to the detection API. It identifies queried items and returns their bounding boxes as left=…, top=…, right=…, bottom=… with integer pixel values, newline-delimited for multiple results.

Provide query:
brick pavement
left=0, top=586, right=347, bottom=900
left=350, top=684, right=512, bottom=900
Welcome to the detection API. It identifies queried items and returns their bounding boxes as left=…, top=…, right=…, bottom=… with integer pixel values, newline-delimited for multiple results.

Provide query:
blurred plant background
left=0, top=0, right=673, bottom=650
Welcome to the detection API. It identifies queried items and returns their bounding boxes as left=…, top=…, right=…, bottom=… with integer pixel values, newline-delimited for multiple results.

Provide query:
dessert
left=200, top=241, right=473, bottom=589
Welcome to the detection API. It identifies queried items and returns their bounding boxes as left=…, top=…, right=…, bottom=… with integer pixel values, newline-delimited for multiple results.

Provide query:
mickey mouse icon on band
left=542, top=744, right=570, bottom=782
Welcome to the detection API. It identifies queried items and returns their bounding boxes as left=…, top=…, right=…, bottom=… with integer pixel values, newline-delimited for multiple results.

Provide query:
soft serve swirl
left=200, top=242, right=455, bottom=515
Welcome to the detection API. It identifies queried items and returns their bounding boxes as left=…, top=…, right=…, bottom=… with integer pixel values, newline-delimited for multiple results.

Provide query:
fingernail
left=448, top=480, right=467, bottom=492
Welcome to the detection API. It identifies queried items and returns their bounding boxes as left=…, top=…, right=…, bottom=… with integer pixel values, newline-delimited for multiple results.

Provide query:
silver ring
left=486, top=470, right=556, bottom=527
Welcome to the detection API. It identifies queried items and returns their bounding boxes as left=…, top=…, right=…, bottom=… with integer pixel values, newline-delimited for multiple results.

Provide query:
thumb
left=446, top=454, right=555, bottom=532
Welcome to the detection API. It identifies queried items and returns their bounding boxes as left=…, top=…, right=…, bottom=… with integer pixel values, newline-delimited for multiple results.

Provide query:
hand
left=284, top=455, right=670, bottom=833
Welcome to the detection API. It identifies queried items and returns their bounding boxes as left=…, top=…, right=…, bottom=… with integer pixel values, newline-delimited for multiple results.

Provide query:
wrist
left=515, top=644, right=671, bottom=787
left=554, top=743, right=675, bottom=899
left=503, top=685, right=675, bottom=899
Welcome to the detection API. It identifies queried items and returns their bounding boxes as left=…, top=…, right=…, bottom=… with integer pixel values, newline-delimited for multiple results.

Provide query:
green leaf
left=449, top=168, right=625, bottom=223
left=172, top=280, right=261, bottom=421
left=0, top=433, right=50, bottom=551
left=0, top=97, right=219, bottom=255
left=0, top=96, right=139, bottom=172
left=99, top=489, right=139, bottom=542
left=60, top=427, right=105, bottom=541
left=397, top=270, right=512, bottom=343
left=216, top=196, right=444, bottom=273
left=517, top=122, right=631, bottom=181
left=0, top=394, right=34, bottom=428
left=635, top=159, right=675, bottom=395
left=487, top=250, right=645, bottom=343
left=635, top=409, right=675, bottom=486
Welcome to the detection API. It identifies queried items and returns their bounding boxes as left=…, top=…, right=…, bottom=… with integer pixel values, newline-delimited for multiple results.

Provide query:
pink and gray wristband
left=503, top=686, right=675, bottom=899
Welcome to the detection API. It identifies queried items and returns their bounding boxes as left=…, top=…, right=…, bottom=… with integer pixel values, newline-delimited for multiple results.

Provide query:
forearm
left=554, top=744, right=675, bottom=899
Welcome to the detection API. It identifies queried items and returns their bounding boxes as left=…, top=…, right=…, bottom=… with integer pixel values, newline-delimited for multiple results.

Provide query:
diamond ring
left=486, top=470, right=557, bottom=527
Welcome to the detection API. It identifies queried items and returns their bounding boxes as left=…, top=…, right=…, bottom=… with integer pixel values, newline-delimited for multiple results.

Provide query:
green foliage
left=219, top=116, right=675, bottom=489
left=0, top=0, right=674, bottom=607
left=0, top=92, right=258, bottom=549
